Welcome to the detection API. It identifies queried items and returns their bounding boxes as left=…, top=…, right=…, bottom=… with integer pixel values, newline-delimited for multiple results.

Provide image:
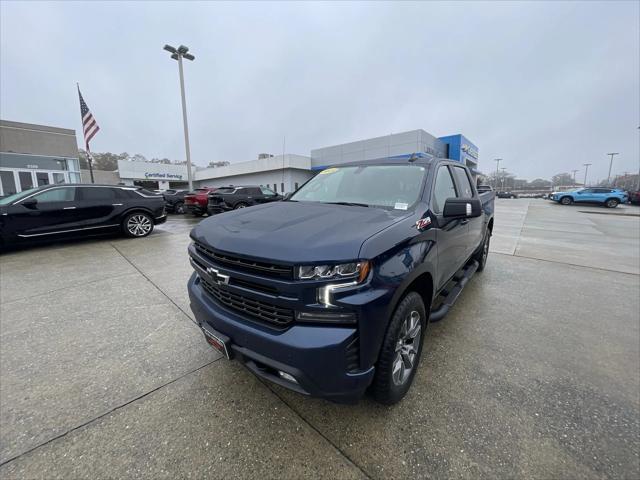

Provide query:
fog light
left=278, top=371, right=298, bottom=384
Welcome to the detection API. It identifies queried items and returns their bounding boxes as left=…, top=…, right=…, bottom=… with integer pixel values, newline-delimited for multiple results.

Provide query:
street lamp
left=494, top=158, right=502, bottom=190
left=571, top=169, right=579, bottom=185
left=583, top=163, right=592, bottom=186
left=500, top=167, right=507, bottom=191
left=164, top=44, right=195, bottom=191
left=606, top=153, right=619, bottom=185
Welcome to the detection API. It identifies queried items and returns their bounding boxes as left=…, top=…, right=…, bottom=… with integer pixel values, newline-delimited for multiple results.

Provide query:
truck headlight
left=297, top=261, right=370, bottom=282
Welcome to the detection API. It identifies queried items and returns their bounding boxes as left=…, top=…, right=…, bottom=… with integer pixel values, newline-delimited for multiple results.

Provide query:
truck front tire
left=372, top=292, right=427, bottom=405
left=473, top=230, right=491, bottom=271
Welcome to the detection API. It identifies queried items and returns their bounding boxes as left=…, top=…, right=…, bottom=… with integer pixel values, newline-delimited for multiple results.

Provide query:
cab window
left=452, top=166, right=474, bottom=198
left=432, top=166, right=457, bottom=214
left=260, top=187, right=276, bottom=196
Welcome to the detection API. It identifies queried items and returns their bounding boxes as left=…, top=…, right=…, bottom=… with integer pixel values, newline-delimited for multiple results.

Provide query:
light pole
left=571, top=169, right=579, bottom=186
left=583, top=163, right=592, bottom=186
left=606, top=153, right=619, bottom=186
left=500, top=167, right=507, bottom=191
left=164, top=44, right=195, bottom=191
left=494, top=158, right=502, bottom=190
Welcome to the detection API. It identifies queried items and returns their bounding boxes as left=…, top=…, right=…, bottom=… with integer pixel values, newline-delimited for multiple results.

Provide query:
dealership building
left=1, top=120, right=479, bottom=195
left=0, top=120, right=83, bottom=196
left=120, top=129, right=479, bottom=193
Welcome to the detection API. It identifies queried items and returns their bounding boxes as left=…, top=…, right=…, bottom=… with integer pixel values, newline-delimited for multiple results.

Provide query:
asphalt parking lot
left=1, top=199, right=638, bottom=479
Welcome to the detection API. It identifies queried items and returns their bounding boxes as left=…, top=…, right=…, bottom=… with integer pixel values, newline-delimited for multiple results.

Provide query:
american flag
left=77, top=86, right=100, bottom=149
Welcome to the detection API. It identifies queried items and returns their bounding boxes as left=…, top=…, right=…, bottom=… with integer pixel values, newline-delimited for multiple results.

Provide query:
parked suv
left=550, top=188, right=628, bottom=208
left=184, top=187, right=217, bottom=216
left=188, top=159, right=494, bottom=404
left=163, top=189, right=188, bottom=214
left=208, top=185, right=282, bottom=214
left=0, top=184, right=166, bottom=247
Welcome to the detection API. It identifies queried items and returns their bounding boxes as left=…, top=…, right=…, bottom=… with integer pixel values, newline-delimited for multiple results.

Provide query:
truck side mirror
left=443, top=198, right=482, bottom=218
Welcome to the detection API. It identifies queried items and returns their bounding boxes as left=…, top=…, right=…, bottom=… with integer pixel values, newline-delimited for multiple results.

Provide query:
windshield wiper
left=324, top=201, right=369, bottom=207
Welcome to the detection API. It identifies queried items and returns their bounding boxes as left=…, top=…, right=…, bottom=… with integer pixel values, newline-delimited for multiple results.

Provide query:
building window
left=294, top=182, right=299, bottom=190
left=53, top=173, right=66, bottom=184
left=281, top=183, right=284, bottom=193
left=18, top=171, right=34, bottom=191
left=273, top=184, right=277, bottom=192
left=0, top=171, right=17, bottom=196
left=36, top=172, right=50, bottom=186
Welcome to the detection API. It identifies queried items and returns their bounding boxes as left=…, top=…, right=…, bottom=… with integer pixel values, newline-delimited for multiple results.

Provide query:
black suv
left=0, top=184, right=166, bottom=247
left=208, top=185, right=281, bottom=214
left=163, top=189, right=189, bottom=214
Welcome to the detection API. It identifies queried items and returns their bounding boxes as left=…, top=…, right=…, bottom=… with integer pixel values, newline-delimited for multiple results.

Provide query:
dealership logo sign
left=461, top=144, right=478, bottom=159
left=144, top=172, right=183, bottom=180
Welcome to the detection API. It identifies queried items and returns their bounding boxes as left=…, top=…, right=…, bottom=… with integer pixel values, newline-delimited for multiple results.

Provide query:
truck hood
left=190, top=201, right=411, bottom=263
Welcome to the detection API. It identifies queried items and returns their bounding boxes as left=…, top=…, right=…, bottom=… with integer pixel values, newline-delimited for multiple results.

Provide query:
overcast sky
left=1, top=1, right=638, bottom=181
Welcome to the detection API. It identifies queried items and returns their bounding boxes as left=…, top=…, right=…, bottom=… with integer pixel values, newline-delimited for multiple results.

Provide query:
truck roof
left=325, top=156, right=457, bottom=169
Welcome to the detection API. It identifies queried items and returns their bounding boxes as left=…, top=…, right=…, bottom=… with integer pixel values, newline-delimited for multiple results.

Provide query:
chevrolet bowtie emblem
left=206, top=267, right=230, bottom=285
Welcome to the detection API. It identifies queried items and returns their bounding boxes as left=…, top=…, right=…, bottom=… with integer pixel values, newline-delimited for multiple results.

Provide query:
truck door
left=431, top=165, right=468, bottom=290
left=451, top=165, right=483, bottom=259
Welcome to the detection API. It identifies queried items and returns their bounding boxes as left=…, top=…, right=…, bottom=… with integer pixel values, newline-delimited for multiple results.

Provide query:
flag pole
left=86, top=145, right=95, bottom=184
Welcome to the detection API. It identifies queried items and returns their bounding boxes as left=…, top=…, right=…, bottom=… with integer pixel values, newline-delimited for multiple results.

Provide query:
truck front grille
left=199, top=277, right=294, bottom=328
left=195, top=242, right=293, bottom=280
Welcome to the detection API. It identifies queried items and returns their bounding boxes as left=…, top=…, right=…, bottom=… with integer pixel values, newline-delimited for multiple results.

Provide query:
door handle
left=460, top=219, right=469, bottom=225
left=112, top=203, right=123, bottom=206
left=63, top=206, right=77, bottom=210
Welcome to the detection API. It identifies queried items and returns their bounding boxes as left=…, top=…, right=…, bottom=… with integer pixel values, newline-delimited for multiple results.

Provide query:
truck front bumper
left=188, top=273, right=375, bottom=403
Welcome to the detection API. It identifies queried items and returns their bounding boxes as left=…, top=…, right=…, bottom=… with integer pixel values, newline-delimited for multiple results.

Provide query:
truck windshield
left=291, top=164, right=427, bottom=209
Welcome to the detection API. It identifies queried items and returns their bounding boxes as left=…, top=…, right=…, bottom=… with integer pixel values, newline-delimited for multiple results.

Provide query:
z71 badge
left=415, top=217, right=432, bottom=230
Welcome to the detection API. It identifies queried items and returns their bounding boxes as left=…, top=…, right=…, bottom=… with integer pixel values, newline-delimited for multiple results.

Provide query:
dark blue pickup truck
left=188, top=158, right=494, bottom=404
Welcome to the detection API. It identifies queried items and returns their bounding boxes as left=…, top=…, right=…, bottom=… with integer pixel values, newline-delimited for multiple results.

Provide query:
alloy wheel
left=392, top=310, right=422, bottom=386
left=127, top=214, right=152, bottom=237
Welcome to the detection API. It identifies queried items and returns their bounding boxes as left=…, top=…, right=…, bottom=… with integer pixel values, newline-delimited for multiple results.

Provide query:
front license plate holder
left=201, top=324, right=232, bottom=360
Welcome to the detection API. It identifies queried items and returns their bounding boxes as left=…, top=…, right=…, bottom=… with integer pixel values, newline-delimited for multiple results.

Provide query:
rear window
left=79, top=187, right=118, bottom=201
left=136, top=188, right=160, bottom=196
left=216, top=188, right=236, bottom=194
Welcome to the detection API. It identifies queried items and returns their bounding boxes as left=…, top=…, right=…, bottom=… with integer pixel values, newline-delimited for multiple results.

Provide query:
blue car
left=550, top=188, right=628, bottom=208
left=188, top=158, right=495, bottom=404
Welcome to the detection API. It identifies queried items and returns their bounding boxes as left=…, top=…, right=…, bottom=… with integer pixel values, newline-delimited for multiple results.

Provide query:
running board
left=429, top=260, right=479, bottom=322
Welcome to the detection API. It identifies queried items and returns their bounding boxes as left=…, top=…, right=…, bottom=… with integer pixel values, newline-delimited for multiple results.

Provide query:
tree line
left=480, top=170, right=639, bottom=191
left=78, top=149, right=229, bottom=171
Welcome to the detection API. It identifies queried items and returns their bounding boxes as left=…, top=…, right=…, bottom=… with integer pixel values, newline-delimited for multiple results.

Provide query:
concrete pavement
left=0, top=201, right=638, bottom=479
